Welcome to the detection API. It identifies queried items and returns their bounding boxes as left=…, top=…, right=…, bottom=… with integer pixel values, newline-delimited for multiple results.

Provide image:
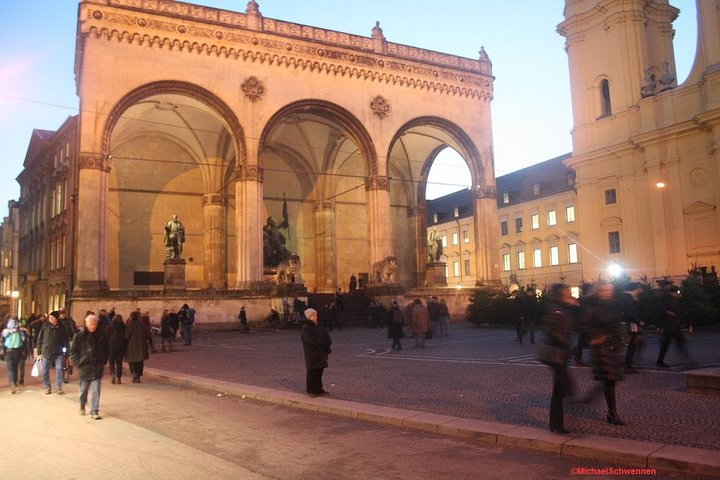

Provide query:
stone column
left=202, top=193, right=224, bottom=289
left=472, top=185, right=501, bottom=284
left=74, top=153, right=109, bottom=291
left=410, top=205, right=427, bottom=287
left=314, top=200, right=336, bottom=292
left=365, top=175, right=392, bottom=270
left=235, top=164, right=264, bottom=291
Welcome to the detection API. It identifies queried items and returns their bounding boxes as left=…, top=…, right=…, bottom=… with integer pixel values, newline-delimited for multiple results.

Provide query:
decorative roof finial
left=371, top=21, right=387, bottom=54
left=246, top=0, right=260, bottom=15
left=478, top=46, right=492, bottom=74
left=372, top=21, right=384, bottom=40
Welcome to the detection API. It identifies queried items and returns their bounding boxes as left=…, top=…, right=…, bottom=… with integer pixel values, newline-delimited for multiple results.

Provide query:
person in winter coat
left=35, top=311, right=70, bottom=395
left=411, top=299, right=429, bottom=348
left=387, top=301, right=405, bottom=351
left=579, top=282, right=626, bottom=425
left=107, top=314, right=126, bottom=384
left=2, top=317, right=31, bottom=394
left=125, top=311, right=151, bottom=383
left=160, top=309, right=174, bottom=352
left=300, top=308, right=332, bottom=397
left=540, top=284, right=579, bottom=434
left=69, top=315, right=109, bottom=419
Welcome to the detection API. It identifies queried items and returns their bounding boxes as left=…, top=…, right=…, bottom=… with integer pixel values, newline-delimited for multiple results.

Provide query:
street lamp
left=607, top=263, right=623, bottom=278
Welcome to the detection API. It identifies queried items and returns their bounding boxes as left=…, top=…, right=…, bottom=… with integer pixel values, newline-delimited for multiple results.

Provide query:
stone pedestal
left=164, top=258, right=187, bottom=290
left=274, top=283, right=308, bottom=297
left=425, top=262, right=447, bottom=287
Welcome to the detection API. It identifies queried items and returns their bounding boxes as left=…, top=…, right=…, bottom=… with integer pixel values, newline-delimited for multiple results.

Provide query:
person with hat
left=35, top=311, right=70, bottom=394
left=300, top=308, right=332, bottom=397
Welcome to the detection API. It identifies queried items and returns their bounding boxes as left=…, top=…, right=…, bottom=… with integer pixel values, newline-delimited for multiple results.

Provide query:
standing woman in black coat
left=541, top=284, right=579, bottom=433
left=107, top=314, right=127, bottom=384
left=300, top=308, right=332, bottom=397
left=125, top=310, right=151, bottom=383
left=580, top=282, right=626, bottom=425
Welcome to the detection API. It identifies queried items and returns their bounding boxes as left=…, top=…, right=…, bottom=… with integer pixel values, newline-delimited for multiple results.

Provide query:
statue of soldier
left=428, top=227, right=443, bottom=262
left=164, top=214, right=185, bottom=259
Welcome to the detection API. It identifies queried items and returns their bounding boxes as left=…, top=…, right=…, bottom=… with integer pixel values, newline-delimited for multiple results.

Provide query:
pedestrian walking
left=538, top=284, right=578, bottom=434
left=438, top=298, right=450, bottom=337
left=125, top=310, right=151, bottom=383
left=388, top=301, right=405, bottom=350
left=411, top=299, right=429, bottom=348
left=35, top=311, right=70, bottom=395
left=69, top=314, right=109, bottom=419
left=2, top=317, right=31, bottom=394
left=239, top=306, right=249, bottom=333
left=619, top=282, right=643, bottom=373
left=579, top=282, right=626, bottom=426
left=655, top=280, right=694, bottom=368
left=107, top=314, right=126, bottom=384
left=160, top=309, right=174, bottom=351
left=300, top=308, right=332, bottom=397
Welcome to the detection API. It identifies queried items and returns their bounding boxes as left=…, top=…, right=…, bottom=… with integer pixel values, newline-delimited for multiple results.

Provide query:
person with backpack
left=387, top=301, right=405, bottom=351
left=2, top=317, right=30, bottom=394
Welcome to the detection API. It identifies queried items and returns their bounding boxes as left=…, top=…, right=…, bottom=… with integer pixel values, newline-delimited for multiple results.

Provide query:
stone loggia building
left=16, top=0, right=500, bottom=320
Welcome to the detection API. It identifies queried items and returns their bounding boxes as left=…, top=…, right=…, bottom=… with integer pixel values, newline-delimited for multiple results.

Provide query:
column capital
left=78, top=152, right=110, bottom=172
left=236, top=164, right=264, bottom=182
left=202, top=193, right=223, bottom=206
left=365, top=175, right=390, bottom=191
left=473, top=184, right=497, bottom=199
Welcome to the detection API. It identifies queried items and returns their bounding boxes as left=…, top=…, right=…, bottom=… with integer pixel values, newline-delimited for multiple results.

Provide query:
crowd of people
left=1, top=303, right=196, bottom=419
left=538, top=280, right=697, bottom=434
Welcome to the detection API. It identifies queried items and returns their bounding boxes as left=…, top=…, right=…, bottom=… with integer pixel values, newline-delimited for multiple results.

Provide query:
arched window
left=599, top=79, right=611, bottom=118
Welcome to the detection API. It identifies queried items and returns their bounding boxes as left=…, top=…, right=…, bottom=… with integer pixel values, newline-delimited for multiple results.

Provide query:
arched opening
left=599, top=79, right=612, bottom=118
left=259, top=101, right=376, bottom=292
left=105, top=84, right=241, bottom=290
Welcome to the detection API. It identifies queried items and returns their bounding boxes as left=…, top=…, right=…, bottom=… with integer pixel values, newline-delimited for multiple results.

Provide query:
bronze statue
left=164, top=214, right=185, bottom=259
left=263, top=216, right=291, bottom=267
left=428, top=227, right=443, bottom=262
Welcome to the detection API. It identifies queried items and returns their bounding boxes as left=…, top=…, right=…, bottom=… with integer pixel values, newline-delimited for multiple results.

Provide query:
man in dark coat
left=35, top=311, right=70, bottom=395
left=300, top=308, right=332, bottom=397
left=125, top=311, right=151, bottom=383
left=69, top=314, right=109, bottom=419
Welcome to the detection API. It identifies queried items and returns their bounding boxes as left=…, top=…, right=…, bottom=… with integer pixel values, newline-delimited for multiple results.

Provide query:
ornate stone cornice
left=473, top=184, right=497, bottom=199
left=365, top=175, right=390, bottom=191
left=79, top=3, right=493, bottom=101
left=236, top=164, right=263, bottom=182
left=78, top=153, right=109, bottom=172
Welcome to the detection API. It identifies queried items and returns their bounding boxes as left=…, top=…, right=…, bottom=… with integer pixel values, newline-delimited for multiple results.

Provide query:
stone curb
left=145, top=368, right=720, bottom=478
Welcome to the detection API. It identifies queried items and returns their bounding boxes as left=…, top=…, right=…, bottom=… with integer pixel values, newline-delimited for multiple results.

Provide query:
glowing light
left=607, top=263, right=623, bottom=278
left=656, top=181, right=666, bottom=188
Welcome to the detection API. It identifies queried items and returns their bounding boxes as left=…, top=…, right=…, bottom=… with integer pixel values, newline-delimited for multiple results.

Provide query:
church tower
left=557, top=0, right=720, bottom=281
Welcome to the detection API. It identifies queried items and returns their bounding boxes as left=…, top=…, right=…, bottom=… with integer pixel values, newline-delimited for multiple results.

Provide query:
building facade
left=558, top=0, right=720, bottom=282
left=0, top=201, right=20, bottom=317
left=427, top=154, right=582, bottom=291
left=15, top=117, right=78, bottom=317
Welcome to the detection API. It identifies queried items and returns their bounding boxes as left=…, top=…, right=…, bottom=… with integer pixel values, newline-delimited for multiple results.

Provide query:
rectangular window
left=432, top=213, right=438, bottom=224
left=502, top=253, right=511, bottom=272
left=609, top=231, right=621, bottom=254
left=503, top=193, right=509, bottom=204
left=533, top=183, right=540, bottom=196
left=463, top=229, right=470, bottom=243
left=453, top=207, right=459, bottom=218
left=566, top=206, right=575, bottom=223
left=453, top=261, right=460, bottom=276
left=517, top=251, right=526, bottom=270
left=464, top=259, right=471, bottom=276
left=549, top=246, right=559, bottom=266
left=531, top=214, right=540, bottom=230
left=441, top=235, right=448, bottom=248
left=515, top=217, right=523, bottom=233
left=605, top=189, right=617, bottom=205
left=452, top=232, right=458, bottom=246
left=547, top=210, right=557, bottom=226
left=568, top=243, right=578, bottom=264
left=500, top=221, right=508, bottom=236
left=533, top=249, right=542, bottom=268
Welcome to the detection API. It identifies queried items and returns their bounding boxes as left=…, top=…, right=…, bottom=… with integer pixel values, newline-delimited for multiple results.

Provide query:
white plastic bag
left=31, top=358, right=44, bottom=377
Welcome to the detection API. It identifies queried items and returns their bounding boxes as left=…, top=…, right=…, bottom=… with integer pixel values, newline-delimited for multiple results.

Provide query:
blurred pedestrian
left=2, top=317, right=31, bottom=394
left=539, top=284, right=578, bottom=433
left=238, top=306, right=249, bottom=333
left=160, top=309, right=174, bottom=352
left=388, top=301, right=405, bottom=350
left=619, top=282, right=643, bottom=373
left=411, top=299, right=429, bottom=348
left=125, top=310, right=151, bottom=383
left=301, top=308, right=332, bottom=397
left=179, top=304, right=195, bottom=346
left=655, top=280, right=693, bottom=368
left=579, top=283, right=626, bottom=426
left=438, top=298, right=450, bottom=337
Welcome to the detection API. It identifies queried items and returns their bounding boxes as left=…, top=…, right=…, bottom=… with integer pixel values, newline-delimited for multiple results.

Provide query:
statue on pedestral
left=428, top=227, right=443, bottom=262
left=164, top=214, right=185, bottom=259
left=263, top=216, right=292, bottom=267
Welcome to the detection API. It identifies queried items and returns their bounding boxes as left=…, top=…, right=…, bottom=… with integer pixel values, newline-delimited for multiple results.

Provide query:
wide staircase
left=308, top=291, right=371, bottom=327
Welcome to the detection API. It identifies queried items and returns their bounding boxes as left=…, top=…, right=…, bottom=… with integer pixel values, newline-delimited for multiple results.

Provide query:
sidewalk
left=146, top=367, right=720, bottom=478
